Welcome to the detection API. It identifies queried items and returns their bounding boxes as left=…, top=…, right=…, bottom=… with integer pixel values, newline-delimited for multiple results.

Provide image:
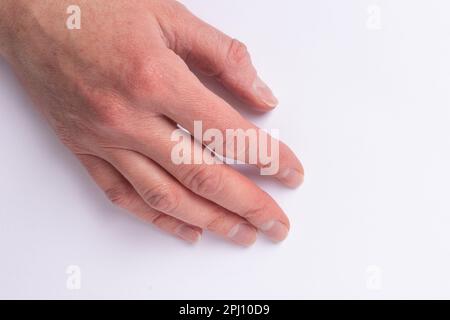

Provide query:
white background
left=1, top=0, right=450, bottom=299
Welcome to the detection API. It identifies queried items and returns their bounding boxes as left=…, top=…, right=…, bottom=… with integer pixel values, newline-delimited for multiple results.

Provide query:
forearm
left=0, top=0, right=21, bottom=59
left=0, top=0, right=47, bottom=60
left=0, top=0, right=87, bottom=62
left=0, top=1, right=10, bottom=57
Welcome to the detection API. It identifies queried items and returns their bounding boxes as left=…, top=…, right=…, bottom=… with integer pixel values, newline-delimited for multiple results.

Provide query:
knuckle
left=181, top=165, right=223, bottom=196
left=205, top=210, right=227, bottom=232
left=84, top=91, right=129, bottom=131
left=142, top=185, right=179, bottom=213
left=226, top=39, right=250, bottom=66
left=242, top=201, right=270, bottom=220
left=150, top=213, right=166, bottom=227
left=156, top=0, right=185, bottom=13
left=126, top=58, right=166, bottom=99
left=167, top=0, right=188, bottom=13
left=96, top=105, right=127, bottom=130
left=104, top=185, right=133, bottom=208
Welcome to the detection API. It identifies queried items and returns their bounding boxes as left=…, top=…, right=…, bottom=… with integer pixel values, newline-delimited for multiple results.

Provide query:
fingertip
left=176, top=224, right=202, bottom=244
left=277, top=168, right=305, bottom=189
left=253, top=76, right=279, bottom=109
left=227, top=223, right=258, bottom=247
left=276, top=144, right=305, bottom=188
left=260, top=220, right=290, bottom=243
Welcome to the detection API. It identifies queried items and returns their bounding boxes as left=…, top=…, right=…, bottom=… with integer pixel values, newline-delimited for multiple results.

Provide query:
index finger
left=155, top=52, right=304, bottom=188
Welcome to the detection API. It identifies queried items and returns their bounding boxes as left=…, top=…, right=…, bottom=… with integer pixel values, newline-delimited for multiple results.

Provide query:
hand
left=0, top=0, right=304, bottom=246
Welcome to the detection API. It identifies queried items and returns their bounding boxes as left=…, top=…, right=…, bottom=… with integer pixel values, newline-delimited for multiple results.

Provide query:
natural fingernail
left=176, top=224, right=201, bottom=244
left=278, top=168, right=304, bottom=188
left=260, top=220, right=289, bottom=243
left=228, top=223, right=257, bottom=247
left=253, top=76, right=278, bottom=108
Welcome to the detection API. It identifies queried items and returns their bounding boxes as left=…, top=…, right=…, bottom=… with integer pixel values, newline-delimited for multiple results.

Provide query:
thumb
left=160, top=3, right=279, bottom=111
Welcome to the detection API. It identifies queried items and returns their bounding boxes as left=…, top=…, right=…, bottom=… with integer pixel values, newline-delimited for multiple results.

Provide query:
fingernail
left=278, top=168, right=304, bottom=188
left=260, top=220, right=289, bottom=243
left=253, top=76, right=278, bottom=108
left=228, top=223, right=257, bottom=247
left=176, top=224, right=201, bottom=244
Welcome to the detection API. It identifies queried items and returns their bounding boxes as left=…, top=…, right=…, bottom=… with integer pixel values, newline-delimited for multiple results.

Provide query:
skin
left=0, top=0, right=304, bottom=246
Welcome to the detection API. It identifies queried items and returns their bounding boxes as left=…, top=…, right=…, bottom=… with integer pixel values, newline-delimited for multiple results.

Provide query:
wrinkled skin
left=0, top=0, right=304, bottom=246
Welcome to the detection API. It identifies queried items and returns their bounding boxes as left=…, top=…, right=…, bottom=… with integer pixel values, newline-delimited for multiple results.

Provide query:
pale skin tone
left=0, top=0, right=304, bottom=246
